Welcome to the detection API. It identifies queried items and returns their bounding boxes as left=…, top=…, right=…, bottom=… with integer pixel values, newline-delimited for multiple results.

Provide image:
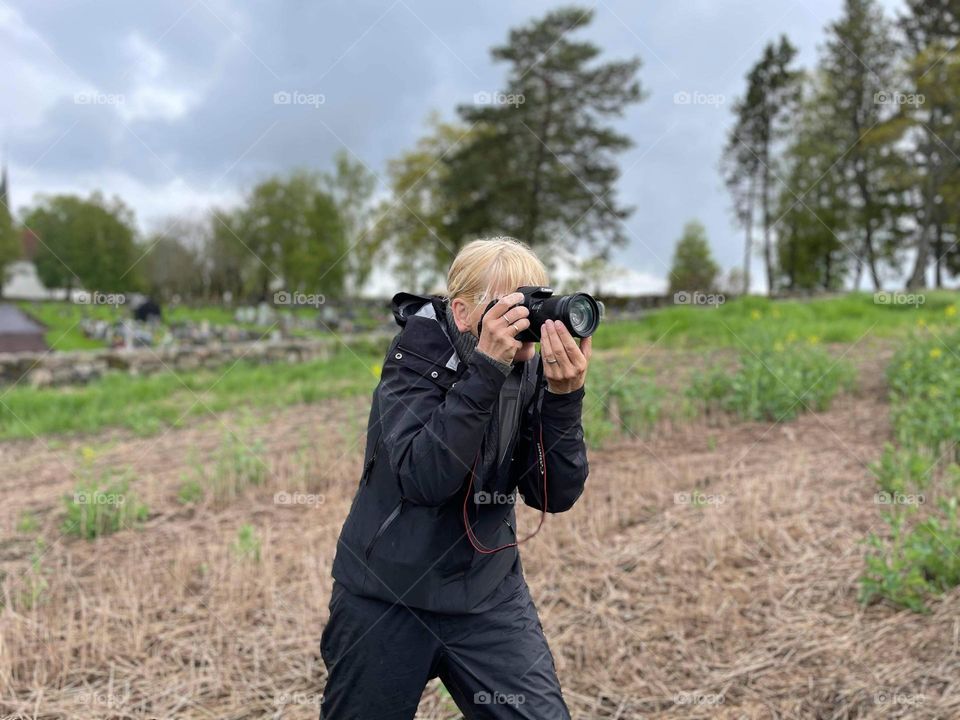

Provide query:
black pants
left=320, top=580, right=570, bottom=719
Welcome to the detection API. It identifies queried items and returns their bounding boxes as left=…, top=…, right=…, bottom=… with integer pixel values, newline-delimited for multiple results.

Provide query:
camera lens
left=564, top=293, right=600, bottom=337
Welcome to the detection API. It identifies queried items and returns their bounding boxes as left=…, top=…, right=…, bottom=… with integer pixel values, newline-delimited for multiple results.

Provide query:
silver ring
left=545, top=358, right=559, bottom=364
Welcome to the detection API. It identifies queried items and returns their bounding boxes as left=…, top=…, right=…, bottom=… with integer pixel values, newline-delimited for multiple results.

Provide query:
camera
left=481, top=286, right=603, bottom=342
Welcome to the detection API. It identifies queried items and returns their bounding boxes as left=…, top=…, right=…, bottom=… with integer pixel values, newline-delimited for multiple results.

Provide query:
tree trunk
left=761, top=160, right=774, bottom=295
left=742, top=178, right=755, bottom=295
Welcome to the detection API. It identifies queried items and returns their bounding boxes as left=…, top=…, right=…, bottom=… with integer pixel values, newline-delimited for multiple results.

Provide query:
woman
left=322, top=237, right=591, bottom=719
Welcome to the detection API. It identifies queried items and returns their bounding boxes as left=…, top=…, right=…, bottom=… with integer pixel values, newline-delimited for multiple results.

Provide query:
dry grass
left=1, top=347, right=958, bottom=719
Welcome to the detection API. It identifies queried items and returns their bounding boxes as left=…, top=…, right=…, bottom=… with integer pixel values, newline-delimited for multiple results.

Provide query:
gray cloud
left=2, top=0, right=908, bottom=289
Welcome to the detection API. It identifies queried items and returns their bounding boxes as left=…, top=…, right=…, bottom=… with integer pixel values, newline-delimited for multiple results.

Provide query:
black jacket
left=331, top=293, right=589, bottom=613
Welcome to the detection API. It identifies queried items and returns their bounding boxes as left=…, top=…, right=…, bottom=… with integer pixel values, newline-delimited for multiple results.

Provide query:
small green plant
left=177, top=477, right=205, bottom=505
left=63, top=473, right=149, bottom=539
left=208, top=432, right=269, bottom=505
left=16, top=511, right=40, bottom=534
left=231, top=524, right=262, bottom=562
left=19, top=538, right=49, bottom=610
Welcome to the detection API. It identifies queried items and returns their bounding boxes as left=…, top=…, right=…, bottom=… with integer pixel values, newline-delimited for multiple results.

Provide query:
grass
left=0, top=348, right=382, bottom=440
left=861, top=327, right=960, bottom=612
left=591, top=291, right=960, bottom=350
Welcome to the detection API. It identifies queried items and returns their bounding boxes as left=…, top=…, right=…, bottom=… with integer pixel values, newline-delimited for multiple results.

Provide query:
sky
left=1, top=0, right=906, bottom=294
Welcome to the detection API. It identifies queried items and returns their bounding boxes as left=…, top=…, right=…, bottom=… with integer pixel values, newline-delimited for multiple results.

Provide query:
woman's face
left=452, top=291, right=538, bottom=364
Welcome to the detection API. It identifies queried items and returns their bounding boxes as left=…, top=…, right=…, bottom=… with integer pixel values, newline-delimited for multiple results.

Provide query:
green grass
left=591, top=292, right=960, bottom=350
left=0, top=348, right=382, bottom=440
left=17, top=301, right=122, bottom=351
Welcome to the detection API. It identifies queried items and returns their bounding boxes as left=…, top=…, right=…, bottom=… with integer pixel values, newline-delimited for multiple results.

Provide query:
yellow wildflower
left=930, top=347, right=942, bottom=359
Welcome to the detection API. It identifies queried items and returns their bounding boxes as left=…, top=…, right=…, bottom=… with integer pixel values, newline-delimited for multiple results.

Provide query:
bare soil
left=1, top=345, right=957, bottom=719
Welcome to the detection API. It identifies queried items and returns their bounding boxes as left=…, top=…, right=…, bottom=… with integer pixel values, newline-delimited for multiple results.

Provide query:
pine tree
left=444, top=6, right=644, bottom=256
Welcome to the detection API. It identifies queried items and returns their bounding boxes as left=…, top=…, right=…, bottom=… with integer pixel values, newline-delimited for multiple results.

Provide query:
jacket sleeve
left=512, top=385, right=589, bottom=513
left=379, top=336, right=509, bottom=507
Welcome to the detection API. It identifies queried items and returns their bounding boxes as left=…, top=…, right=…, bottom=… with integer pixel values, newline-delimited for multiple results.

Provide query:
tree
left=0, top=166, right=19, bottom=297
left=820, top=0, right=908, bottom=289
left=322, top=150, right=378, bottom=294
left=223, top=171, right=348, bottom=301
left=375, top=115, right=475, bottom=291
left=140, top=216, right=207, bottom=302
left=668, top=220, right=719, bottom=295
left=775, top=75, right=852, bottom=291
left=899, top=0, right=960, bottom=288
left=723, top=36, right=803, bottom=295
left=444, top=6, right=644, bottom=256
left=24, top=193, right=140, bottom=297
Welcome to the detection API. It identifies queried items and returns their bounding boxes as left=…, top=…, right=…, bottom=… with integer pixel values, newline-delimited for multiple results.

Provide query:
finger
left=555, top=322, right=586, bottom=369
left=545, top=321, right=576, bottom=375
left=507, top=318, right=531, bottom=336
left=502, top=305, right=530, bottom=325
left=579, top=335, right=593, bottom=363
left=487, top=292, right=525, bottom=320
left=540, top=324, right=561, bottom=372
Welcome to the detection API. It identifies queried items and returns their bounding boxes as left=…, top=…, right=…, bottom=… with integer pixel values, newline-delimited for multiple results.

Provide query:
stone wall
left=0, top=334, right=392, bottom=388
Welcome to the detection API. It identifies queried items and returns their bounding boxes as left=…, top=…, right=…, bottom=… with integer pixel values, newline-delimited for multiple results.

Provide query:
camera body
left=481, top=286, right=603, bottom=342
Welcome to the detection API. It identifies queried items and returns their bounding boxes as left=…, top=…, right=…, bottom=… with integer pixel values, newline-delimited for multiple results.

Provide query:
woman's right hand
left=477, top=292, right=530, bottom=365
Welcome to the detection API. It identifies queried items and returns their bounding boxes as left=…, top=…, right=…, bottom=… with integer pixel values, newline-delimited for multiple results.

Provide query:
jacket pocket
left=364, top=501, right=403, bottom=558
left=391, top=344, right=458, bottom=390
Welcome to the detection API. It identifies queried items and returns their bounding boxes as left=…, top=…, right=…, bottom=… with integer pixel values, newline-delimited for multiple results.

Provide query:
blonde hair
left=446, top=237, right=549, bottom=308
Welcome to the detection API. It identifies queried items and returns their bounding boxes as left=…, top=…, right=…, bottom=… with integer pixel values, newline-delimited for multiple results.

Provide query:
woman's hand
left=540, top=320, right=592, bottom=394
left=477, top=292, right=531, bottom=365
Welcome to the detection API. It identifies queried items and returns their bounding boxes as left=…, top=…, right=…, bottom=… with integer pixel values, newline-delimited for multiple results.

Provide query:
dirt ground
left=1, top=345, right=958, bottom=719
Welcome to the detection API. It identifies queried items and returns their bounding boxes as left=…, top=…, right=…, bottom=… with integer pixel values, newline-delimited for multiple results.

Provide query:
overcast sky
left=2, top=0, right=905, bottom=293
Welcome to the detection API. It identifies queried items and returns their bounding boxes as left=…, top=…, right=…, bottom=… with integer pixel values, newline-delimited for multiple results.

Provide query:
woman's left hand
left=540, top=319, right=592, bottom=394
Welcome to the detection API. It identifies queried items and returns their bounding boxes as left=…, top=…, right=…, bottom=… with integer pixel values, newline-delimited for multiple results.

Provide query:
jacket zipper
left=364, top=501, right=403, bottom=558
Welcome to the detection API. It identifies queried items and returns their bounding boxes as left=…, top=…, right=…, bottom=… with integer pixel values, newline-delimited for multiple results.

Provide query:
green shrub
left=688, top=339, right=856, bottom=422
